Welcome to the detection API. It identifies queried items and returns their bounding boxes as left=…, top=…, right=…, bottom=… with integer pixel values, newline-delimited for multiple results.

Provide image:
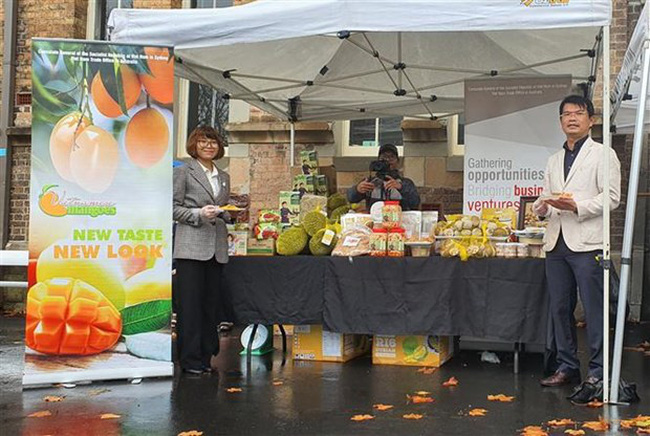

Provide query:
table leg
left=246, top=324, right=259, bottom=364
left=514, top=342, right=520, bottom=374
left=278, top=324, right=287, bottom=354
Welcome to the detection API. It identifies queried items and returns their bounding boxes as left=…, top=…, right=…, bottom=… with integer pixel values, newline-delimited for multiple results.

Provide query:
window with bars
left=187, top=0, right=232, bottom=144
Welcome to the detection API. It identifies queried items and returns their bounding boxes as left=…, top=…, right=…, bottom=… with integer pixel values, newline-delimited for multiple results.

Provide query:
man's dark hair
left=378, top=143, right=399, bottom=159
left=559, top=95, right=595, bottom=117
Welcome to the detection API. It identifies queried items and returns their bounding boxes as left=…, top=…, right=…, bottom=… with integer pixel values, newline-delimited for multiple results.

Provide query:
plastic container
left=382, top=201, right=402, bottom=230
left=515, top=243, right=528, bottom=258
left=370, top=228, right=388, bottom=257
left=387, top=228, right=405, bottom=257
left=406, top=241, right=433, bottom=257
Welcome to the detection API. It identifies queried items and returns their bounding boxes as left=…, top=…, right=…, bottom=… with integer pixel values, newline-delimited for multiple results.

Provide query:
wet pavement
left=1, top=316, right=649, bottom=435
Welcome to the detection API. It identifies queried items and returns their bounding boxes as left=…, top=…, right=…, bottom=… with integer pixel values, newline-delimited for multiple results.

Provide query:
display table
left=222, top=256, right=548, bottom=344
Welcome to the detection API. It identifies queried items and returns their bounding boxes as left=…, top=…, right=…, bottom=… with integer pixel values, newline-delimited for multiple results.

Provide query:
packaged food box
left=372, top=335, right=454, bottom=367
left=227, top=231, right=248, bottom=256
left=279, top=191, right=301, bottom=226
left=259, top=209, right=281, bottom=223
left=299, top=150, right=319, bottom=176
left=254, top=222, right=279, bottom=240
left=293, top=174, right=315, bottom=196
left=247, top=238, right=275, bottom=256
left=401, top=211, right=422, bottom=242
left=421, top=211, right=439, bottom=240
left=315, top=175, right=328, bottom=196
left=341, top=213, right=373, bottom=232
left=293, top=325, right=369, bottom=362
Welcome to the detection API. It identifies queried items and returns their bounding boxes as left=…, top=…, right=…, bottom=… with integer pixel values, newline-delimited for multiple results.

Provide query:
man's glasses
left=560, top=110, right=588, bottom=119
left=379, top=153, right=398, bottom=163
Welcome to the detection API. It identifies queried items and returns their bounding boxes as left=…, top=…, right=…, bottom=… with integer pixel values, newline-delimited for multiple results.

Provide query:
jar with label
left=370, top=228, right=388, bottom=257
left=382, top=201, right=402, bottom=230
left=387, top=228, right=405, bottom=257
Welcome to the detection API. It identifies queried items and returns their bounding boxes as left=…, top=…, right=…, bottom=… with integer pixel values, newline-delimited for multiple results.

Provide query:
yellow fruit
left=124, top=263, right=171, bottom=306
left=37, top=242, right=126, bottom=310
left=69, top=125, right=119, bottom=193
left=139, top=47, right=174, bottom=105
left=124, top=107, right=169, bottom=169
left=49, top=112, right=92, bottom=182
left=91, top=65, right=142, bottom=118
left=411, top=345, right=428, bottom=361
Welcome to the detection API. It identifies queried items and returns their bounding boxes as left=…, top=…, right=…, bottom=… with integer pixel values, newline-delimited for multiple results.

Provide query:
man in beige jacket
left=533, top=95, right=621, bottom=389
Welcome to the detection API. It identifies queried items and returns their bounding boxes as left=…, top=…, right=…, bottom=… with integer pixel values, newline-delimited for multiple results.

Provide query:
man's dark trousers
left=545, top=233, right=604, bottom=379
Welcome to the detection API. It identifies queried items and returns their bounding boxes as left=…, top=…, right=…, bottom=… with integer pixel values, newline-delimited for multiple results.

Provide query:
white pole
left=290, top=122, right=295, bottom=167
left=601, top=25, right=611, bottom=404
left=610, top=41, right=650, bottom=403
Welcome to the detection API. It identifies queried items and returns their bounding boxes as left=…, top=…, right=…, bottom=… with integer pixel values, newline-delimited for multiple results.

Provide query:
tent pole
left=290, top=122, right=295, bottom=168
left=610, top=40, right=650, bottom=403
left=602, top=24, right=611, bottom=405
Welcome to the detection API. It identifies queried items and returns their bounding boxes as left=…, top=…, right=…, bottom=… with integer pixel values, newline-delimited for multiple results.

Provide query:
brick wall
left=0, top=0, right=5, bottom=108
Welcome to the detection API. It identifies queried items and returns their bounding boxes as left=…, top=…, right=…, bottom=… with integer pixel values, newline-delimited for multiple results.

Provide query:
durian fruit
left=276, top=227, right=309, bottom=256
left=327, top=193, right=348, bottom=212
left=303, top=211, right=327, bottom=236
left=309, top=228, right=338, bottom=256
left=330, top=205, right=351, bottom=223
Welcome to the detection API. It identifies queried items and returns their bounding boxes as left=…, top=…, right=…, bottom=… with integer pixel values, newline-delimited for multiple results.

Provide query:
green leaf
left=120, top=300, right=172, bottom=335
left=113, top=60, right=130, bottom=116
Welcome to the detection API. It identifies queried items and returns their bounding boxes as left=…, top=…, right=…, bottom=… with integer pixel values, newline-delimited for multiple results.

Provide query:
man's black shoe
left=539, top=370, right=581, bottom=387
left=182, top=368, right=203, bottom=375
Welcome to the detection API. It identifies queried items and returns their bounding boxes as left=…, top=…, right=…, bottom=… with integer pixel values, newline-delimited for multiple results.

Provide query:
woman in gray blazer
left=173, top=126, right=231, bottom=374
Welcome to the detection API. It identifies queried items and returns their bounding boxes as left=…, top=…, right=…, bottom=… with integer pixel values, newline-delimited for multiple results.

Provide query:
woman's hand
left=384, top=176, right=402, bottom=191
left=357, top=180, right=375, bottom=194
left=200, top=205, right=218, bottom=220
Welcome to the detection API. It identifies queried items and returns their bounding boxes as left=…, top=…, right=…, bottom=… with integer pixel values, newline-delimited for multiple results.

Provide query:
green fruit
left=309, top=228, right=338, bottom=256
left=303, top=211, right=327, bottom=237
left=276, top=227, right=309, bottom=256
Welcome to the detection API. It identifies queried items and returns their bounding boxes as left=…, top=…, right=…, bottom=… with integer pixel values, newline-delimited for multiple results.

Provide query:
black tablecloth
left=222, top=256, right=548, bottom=343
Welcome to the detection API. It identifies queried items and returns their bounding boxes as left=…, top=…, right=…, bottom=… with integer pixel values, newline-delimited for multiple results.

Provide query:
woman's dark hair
left=559, top=95, right=595, bottom=117
left=186, top=126, right=225, bottom=160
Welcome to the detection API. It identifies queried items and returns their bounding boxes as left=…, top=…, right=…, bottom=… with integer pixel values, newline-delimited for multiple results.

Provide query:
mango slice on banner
left=26, top=278, right=121, bottom=355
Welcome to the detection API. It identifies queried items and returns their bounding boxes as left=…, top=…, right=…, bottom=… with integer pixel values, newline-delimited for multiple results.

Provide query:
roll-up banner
left=463, top=76, right=572, bottom=216
left=26, top=39, right=174, bottom=386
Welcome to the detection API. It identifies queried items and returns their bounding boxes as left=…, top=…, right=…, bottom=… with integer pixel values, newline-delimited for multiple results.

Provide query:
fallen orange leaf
left=416, top=367, right=436, bottom=374
left=624, top=347, right=646, bottom=352
left=582, top=418, right=609, bottom=431
left=350, top=414, right=374, bottom=421
left=468, top=408, right=488, bottom=417
left=519, top=426, right=548, bottom=436
left=272, top=381, right=284, bottom=386
left=373, top=404, right=394, bottom=411
left=639, top=341, right=650, bottom=350
left=637, top=429, right=650, bottom=434
left=178, top=431, right=203, bottom=436
left=576, top=321, right=586, bottom=328
left=442, top=376, right=459, bottom=387
left=43, top=396, right=64, bottom=403
left=407, top=395, right=434, bottom=404
left=226, top=388, right=242, bottom=393
left=548, top=419, right=576, bottom=427
left=564, top=430, right=585, bottom=436
left=100, top=414, right=121, bottom=420
left=403, top=413, right=424, bottom=420
left=28, top=410, right=52, bottom=418
left=586, top=400, right=604, bottom=408
left=414, top=391, right=431, bottom=396
left=622, top=420, right=636, bottom=429
left=487, top=394, right=515, bottom=402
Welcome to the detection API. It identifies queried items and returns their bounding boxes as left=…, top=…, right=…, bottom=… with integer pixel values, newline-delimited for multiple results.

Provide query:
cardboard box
left=299, top=150, right=319, bottom=176
left=247, top=238, right=275, bottom=256
left=293, top=174, right=315, bottom=195
left=315, top=175, right=328, bottom=196
left=318, top=165, right=338, bottom=195
left=279, top=191, right=301, bottom=226
left=227, top=231, right=248, bottom=256
left=273, top=325, right=294, bottom=336
left=372, top=335, right=454, bottom=367
left=293, top=325, right=369, bottom=362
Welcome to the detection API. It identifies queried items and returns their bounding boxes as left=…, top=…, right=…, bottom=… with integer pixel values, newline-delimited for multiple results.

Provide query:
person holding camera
left=347, top=143, right=420, bottom=211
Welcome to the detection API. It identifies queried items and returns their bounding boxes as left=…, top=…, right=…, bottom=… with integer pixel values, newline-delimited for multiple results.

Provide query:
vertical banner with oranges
left=26, top=39, right=174, bottom=386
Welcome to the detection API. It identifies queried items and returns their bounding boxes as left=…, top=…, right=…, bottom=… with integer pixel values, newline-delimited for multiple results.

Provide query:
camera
left=369, top=159, right=401, bottom=183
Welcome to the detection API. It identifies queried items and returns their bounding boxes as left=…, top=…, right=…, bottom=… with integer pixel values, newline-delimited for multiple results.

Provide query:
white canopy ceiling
left=109, top=0, right=611, bottom=122
left=612, top=1, right=649, bottom=133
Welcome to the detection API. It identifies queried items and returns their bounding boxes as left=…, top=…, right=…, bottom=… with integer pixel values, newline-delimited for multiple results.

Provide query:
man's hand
left=356, top=180, right=375, bottom=194
left=544, top=197, right=578, bottom=213
left=384, top=176, right=402, bottom=191
left=536, top=203, right=549, bottom=216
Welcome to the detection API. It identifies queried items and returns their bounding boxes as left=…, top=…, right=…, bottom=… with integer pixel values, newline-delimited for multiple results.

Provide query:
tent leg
left=290, top=122, right=295, bottom=167
left=601, top=25, right=611, bottom=405
left=610, top=42, right=650, bottom=403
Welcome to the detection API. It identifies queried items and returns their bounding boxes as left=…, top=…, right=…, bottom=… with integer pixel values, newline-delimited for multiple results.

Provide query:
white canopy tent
left=610, top=2, right=649, bottom=404
left=109, top=0, right=617, bottom=401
